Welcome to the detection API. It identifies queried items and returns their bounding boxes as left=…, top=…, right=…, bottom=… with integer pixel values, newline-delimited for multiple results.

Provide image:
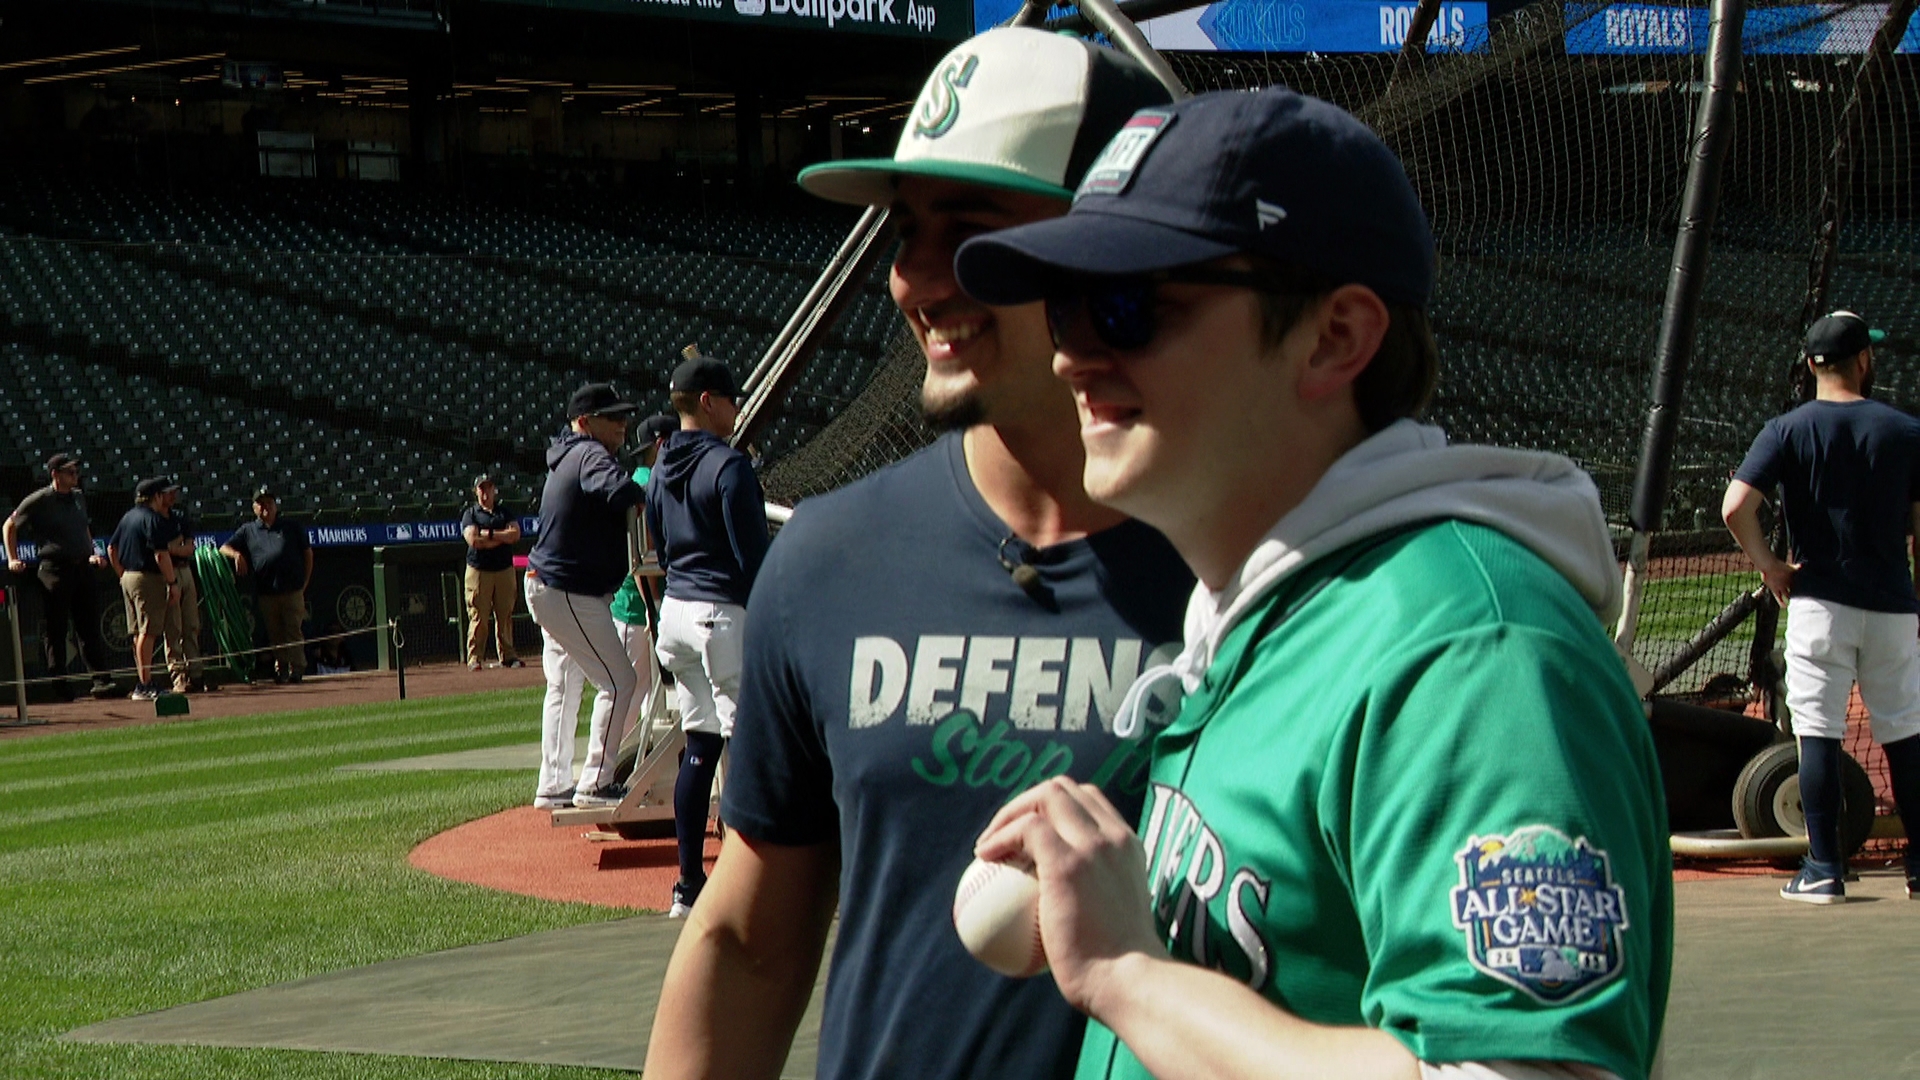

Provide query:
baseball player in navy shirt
left=1725, top=310, right=1920, bottom=903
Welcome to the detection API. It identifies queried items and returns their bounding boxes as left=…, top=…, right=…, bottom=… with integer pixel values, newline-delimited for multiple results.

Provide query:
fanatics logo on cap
left=912, top=52, right=978, bottom=139
left=1076, top=110, right=1174, bottom=199
left=1255, top=198, right=1287, bottom=230
left=1449, top=825, right=1630, bottom=1005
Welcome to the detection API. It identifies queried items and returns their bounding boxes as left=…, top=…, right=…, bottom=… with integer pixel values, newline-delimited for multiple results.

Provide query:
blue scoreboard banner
left=975, top=0, right=1487, bottom=51
left=1566, top=2, right=1920, bottom=53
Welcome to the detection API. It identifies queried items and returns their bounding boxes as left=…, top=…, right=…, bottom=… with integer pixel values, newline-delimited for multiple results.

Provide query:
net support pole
left=7, top=585, right=28, bottom=724
left=1389, top=0, right=1446, bottom=89
left=1615, top=0, right=1745, bottom=652
left=1795, top=0, right=1917, bottom=379
left=1069, top=0, right=1190, bottom=98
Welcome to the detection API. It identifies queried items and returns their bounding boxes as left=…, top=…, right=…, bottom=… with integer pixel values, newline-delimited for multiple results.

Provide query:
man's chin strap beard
left=921, top=394, right=986, bottom=433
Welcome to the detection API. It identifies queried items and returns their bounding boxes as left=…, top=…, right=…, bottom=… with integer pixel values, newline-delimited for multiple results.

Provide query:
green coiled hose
left=194, top=545, right=255, bottom=684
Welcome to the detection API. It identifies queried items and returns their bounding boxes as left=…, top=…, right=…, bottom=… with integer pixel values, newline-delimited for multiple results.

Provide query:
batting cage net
left=760, top=0, right=1918, bottom=829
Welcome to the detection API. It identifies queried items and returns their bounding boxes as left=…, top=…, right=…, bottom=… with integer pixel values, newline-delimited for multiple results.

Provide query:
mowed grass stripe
left=0, top=719, right=533, bottom=799
left=0, top=691, right=538, bottom=767
left=0, top=773, right=528, bottom=881
left=0, top=689, right=635, bottom=1080
left=0, top=724, right=531, bottom=831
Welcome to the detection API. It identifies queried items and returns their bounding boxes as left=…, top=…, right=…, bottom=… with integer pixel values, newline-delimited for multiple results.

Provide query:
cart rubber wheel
left=1731, top=742, right=1878, bottom=858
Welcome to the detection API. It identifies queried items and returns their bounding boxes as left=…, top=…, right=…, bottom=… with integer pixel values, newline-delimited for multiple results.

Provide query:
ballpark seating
left=0, top=170, right=900, bottom=524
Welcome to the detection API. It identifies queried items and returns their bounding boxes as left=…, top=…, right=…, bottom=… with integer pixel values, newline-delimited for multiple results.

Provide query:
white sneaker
left=533, top=790, right=574, bottom=810
left=667, top=901, right=692, bottom=919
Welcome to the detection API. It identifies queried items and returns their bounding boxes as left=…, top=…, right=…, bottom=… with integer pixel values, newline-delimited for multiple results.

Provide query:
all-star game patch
left=1449, top=825, right=1629, bottom=1004
left=1075, top=110, right=1174, bottom=200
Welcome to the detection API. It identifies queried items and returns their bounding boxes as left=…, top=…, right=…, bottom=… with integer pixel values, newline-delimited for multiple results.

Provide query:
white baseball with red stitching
left=952, top=857, right=1048, bottom=979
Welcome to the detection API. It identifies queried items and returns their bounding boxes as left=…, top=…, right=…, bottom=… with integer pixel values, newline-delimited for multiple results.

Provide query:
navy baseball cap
left=135, top=477, right=180, bottom=500
left=636, top=414, right=680, bottom=444
left=46, top=452, right=81, bottom=472
left=954, top=88, right=1435, bottom=308
left=1804, top=311, right=1886, bottom=364
left=568, top=382, right=639, bottom=419
left=671, top=357, right=741, bottom=400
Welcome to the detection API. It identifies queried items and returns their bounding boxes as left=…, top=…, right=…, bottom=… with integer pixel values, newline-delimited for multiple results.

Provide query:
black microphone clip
left=997, top=535, right=1051, bottom=603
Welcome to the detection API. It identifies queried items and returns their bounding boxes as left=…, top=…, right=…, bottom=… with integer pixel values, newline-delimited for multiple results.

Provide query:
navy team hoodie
left=529, top=431, right=645, bottom=596
left=645, top=429, right=769, bottom=607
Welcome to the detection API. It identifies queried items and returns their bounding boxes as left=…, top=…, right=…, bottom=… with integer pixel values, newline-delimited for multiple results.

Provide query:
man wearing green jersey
left=960, top=89, right=1672, bottom=1080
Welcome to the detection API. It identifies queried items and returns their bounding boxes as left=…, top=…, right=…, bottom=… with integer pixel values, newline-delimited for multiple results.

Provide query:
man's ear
left=1298, top=285, right=1389, bottom=403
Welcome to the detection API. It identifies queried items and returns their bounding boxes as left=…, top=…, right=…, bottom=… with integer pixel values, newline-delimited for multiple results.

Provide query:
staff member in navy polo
left=221, top=486, right=313, bottom=685
left=527, top=382, right=646, bottom=811
left=3, top=452, right=117, bottom=700
left=462, top=474, right=525, bottom=672
left=109, top=477, right=184, bottom=702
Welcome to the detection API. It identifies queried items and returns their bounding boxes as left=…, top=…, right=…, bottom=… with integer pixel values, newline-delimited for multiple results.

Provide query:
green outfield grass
left=1635, top=570, right=1759, bottom=644
left=0, top=689, right=630, bottom=1080
left=1631, top=569, right=1788, bottom=693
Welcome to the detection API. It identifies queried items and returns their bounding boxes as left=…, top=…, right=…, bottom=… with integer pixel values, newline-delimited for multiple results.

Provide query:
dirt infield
left=411, top=806, right=720, bottom=912
left=0, top=661, right=545, bottom=739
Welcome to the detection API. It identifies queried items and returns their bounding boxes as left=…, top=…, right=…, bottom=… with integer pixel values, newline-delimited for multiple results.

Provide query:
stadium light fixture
left=23, top=52, right=225, bottom=85
left=0, top=45, right=142, bottom=72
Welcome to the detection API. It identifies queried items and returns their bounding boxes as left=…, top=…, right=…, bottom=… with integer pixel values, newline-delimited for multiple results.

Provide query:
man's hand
left=88, top=553, right=107, bottom=568
left=5, top=559, right=23, bottom=575
left=1760, top=560, right=1798, bottom=607
left=973, top=777, right=1166, bottom=1017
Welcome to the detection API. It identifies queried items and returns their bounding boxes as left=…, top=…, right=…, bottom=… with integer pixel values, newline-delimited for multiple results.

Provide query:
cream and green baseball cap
left=798, top=28, right=1173, bottom=207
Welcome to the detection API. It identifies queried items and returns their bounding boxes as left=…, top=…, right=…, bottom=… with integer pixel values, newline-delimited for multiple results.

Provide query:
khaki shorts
left=120, top=571, right=169, bottom=637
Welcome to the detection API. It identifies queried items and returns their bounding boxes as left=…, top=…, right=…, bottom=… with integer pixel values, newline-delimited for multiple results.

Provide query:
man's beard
left=921, top=389, right=986, bottom=432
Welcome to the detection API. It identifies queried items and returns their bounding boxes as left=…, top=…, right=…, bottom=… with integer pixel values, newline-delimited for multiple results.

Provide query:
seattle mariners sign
left=1449, top=825, right=1630, bottom=1004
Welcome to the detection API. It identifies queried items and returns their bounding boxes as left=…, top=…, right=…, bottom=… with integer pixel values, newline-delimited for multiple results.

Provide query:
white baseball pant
left=527, top=574, right=638, bottom=799
left=1785, top=594, right=1920, bottom=744
left=654, top=597, right=745, bottom=738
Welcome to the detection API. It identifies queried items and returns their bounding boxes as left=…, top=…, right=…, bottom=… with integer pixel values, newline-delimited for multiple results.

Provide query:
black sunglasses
left=1045, top=266, right=1328, bottom=355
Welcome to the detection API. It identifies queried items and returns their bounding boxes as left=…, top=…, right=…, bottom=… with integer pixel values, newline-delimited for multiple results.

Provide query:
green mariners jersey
left=610, top=465, right=651, bottom=627
left=1077, top=521, right=1672, bottom=1080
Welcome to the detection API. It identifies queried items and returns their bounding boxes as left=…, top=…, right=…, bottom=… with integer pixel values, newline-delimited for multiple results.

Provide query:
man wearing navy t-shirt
left=646, top=28, right=1187, bottom=1080
left=1725, top=310, right=1920, bottom=904
left=221, top=487, right=312, bottom=685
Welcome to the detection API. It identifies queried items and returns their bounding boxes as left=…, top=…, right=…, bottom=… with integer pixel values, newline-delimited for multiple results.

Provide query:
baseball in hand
left=952, top=856, right=1048, bottom=978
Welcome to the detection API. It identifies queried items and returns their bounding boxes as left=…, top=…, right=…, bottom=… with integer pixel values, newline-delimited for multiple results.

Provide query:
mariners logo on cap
left=1449, top=825, right=1630, bottom=1004
left=1076, top=110, right=1175, bottom=199
left=912, top=53, right=979, bottom=140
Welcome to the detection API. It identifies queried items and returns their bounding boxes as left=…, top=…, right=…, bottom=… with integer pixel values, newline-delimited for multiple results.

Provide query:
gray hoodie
left=1117, top=420, right=1622, bottom=736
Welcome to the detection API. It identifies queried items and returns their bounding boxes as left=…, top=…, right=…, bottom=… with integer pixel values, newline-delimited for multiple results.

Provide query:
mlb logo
left=1076, top=110, right=1174, bottom=200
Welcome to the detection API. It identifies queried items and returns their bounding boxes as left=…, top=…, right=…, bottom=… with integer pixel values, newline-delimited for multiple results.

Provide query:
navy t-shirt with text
left=722, top=433, right=1193, bottom=1080
left=1735, top=397, right=1920, bottom=613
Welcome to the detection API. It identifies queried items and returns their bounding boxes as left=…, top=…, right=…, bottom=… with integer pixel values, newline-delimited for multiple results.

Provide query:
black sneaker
left=1905, top=856, right=1917, bottom=901
left=89, top=681, right=122, bottom=700
left=1780, top=857, right=1847, bottom=905
left=128, top=683, right=159, bottom=702
left=572, top=784, right=629, bottom=809
left=272, top=669, right=289, bottom=685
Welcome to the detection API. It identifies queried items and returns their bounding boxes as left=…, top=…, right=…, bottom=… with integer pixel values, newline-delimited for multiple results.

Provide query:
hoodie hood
left=1114, top=421, right=1620, bottom=736
left=654, top=429, right=726, bottom=497
left=546, top=430, right=597, bottom=469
